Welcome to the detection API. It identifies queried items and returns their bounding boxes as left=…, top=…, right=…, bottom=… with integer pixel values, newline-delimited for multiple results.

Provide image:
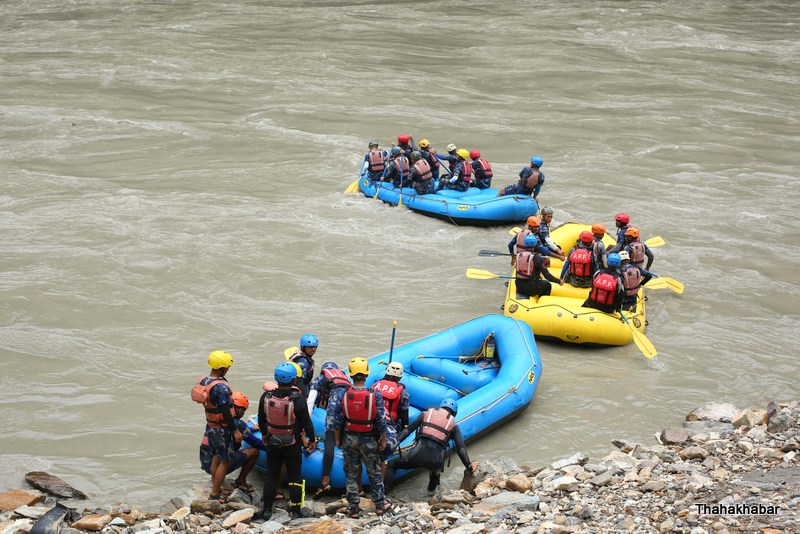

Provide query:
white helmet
left=618, top=251, right=630, bottom=262
left=446, top=143, right=457, bottom=152
left=385, top=361, right=404, bottom=378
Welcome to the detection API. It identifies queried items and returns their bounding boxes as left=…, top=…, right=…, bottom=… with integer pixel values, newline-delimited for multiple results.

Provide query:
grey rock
left=682, top=420, right=735, bottom=435
left=259, top=520, right=284, bottom=533
left=686, top=402, right=740, bottom=423
left=589, top=472, right=613, bottom=487
left=767, top=415, right=791, bottom=434
left=550, top=452, right=588, bottom=470
left=23, top=472, right=87, bottom=500
left=659, top=428, right=690, bottom=445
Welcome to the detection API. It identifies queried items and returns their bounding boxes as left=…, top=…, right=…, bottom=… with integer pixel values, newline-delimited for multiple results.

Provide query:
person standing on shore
left=199, top=391, right=266, bottom=494
left=191, top=350, right=241, bottom=502
left=255, top=362, right=316, bottom=521
left=388, top=398, right=478, bottom=492
left=332, top=357, right=390, bottom=518
left=287, top=333, right=318, bottom=398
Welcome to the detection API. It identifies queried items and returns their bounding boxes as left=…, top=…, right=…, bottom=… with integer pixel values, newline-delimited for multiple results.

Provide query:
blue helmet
left=523, top=234, right=539, bottom=248
left=300, top=333, right=319, bottom=348
left=441, top=398, right=458, bottom=415
left=275, top=362, right=298, bottom=384
left=321, top=361, right=338, bottom=371
left=531, top=156, right=543, bottom=167
left=390, top=146, right=402, bottom=156
left=520, top=167, right=533, bottom=178
left=607, top=252, right=621, bottom=267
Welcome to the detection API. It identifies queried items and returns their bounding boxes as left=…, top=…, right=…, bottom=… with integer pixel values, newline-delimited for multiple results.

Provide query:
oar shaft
left=388, top=321, right=397, bottom=363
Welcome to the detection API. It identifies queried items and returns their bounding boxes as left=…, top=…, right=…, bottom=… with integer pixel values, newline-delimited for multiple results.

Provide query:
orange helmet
left=625, top=226, right=640, bottom=238
left=591, top=223, right=606, bottom=235
left=231, top=391, right=249, bottom=410
left=579, top=231, right=593, bottom=244
left=527, top=216, right=541, bottom=228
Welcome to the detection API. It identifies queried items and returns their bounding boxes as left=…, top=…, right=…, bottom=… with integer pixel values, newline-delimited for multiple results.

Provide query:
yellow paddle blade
left=466, top=268, right=500, bottom=280
left=344, top=180, right=360, bottom=194
left=663, top=277, right=685, bottom=294
left=284, top=346, right=299, bottom=360
left=619, top=313, right=657, bottom=359
left=508, top=226, right=522, bottom=236
left=645, top=279, right=669, bottom=289
left=645, top=236, right=665, bottom=247
left=398, top=191, right=403, bottom=207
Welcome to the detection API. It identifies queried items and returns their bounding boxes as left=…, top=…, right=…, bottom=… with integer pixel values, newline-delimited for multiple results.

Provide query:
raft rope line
left=515, top=300, right=645, bottom=322
left=459, top=320, right=539, bottom=426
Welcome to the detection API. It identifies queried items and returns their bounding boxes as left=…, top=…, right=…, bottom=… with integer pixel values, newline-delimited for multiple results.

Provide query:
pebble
left=2, top=400, right=797, bottom=534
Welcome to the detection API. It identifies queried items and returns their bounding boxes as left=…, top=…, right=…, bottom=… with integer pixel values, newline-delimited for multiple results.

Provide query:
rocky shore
left=2, top=400, right=798, bottom=534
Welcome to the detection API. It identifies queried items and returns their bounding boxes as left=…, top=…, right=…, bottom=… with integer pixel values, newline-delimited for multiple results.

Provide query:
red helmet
left=469, top=149, right=480, bottom=159
left=625, top=226, right=640, bottom=238
left=231, top=391, right=249, bottom=410
left=591, top=223, right=606, bottom=235
left=615, top=213, right=630, bottom=224
left=397, top=134, right=410, bottom=144
left=527, top=216, right=541, bottom=228
left=579, top=231, right=593, bottom=244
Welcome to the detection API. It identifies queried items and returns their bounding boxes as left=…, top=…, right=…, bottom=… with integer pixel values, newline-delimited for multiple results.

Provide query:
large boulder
left=24, top=472, right=86, bottom=500
left=685, top=402, right=740, bottom=423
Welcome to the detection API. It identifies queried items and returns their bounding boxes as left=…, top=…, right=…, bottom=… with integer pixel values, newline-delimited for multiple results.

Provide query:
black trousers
left=263, top=442, right=302, bottom=512
left=388, top=439, right=445, bottom=480
left=516, top=278, right=552, bottom=297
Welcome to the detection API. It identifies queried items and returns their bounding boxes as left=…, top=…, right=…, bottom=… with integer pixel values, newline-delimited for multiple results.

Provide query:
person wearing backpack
left=191, top=350, right=240, bottom=502
left=254, top=362, right=316, bottom=521
left=307, top=361, right=352, bottom=498
left=332, top=357, right=390, bottom=518
left=515, top=234, right=564, bottom=298
left=583, top=252, right=626, bottom=314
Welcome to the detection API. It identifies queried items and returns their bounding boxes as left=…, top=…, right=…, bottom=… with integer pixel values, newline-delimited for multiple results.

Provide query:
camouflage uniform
left=331, top=387, right=388, bottom=510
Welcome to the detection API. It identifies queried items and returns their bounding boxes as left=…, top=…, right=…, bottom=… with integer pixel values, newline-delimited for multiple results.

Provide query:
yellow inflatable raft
left=503, top=223, right=647, bottom=346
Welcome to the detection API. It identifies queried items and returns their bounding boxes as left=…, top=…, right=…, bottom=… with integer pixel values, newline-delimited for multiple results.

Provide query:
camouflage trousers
left=343, top=433, right=384, bottom=508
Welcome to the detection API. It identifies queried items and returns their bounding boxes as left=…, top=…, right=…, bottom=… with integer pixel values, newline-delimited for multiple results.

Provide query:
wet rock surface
left=1, top=400, right=798, bottom=533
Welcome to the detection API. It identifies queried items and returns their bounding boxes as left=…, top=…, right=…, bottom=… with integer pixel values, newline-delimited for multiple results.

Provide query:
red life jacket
left=342, top=388, right=378, bottom=433
left=191, top=376, right=234, bottom=428
left=372, top=379, right=405, bottom=422
left=461, top=160, right=473, bottom=183
left=368, top=150, right=385, bottom=172
left=413, top=159, right=432, bottom=182
left=621, top=266, right=641, bottom=297
left=589, top=272, right=619, bottom=306
left=516, top=251, right=536, bottom=279
left=568, top=247, right=592, bottom=277
left=419, top=408, right=455, bottom=446
left=263, top=388, right=301, bottom=444
left=515, top=228, right=533, bottom=252
left=318, top=368, right=351, bottom=409
left=476, top=159, right=493, bottom=177
left=628, top=242, right=646, bottom=267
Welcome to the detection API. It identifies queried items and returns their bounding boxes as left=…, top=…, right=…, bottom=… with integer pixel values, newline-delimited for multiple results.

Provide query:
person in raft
left=286, top=332, right=318, bottom=398
left=362, top=139, right=387, bottom=182
left=515, top=234, right=564, bottom=298
left=560, top=231, right=599, bottom=288
left=583, top=252, right=625, bottom=314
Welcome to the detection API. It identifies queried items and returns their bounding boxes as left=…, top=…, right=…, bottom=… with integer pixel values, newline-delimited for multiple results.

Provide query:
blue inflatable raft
left=250, top=314, right=542, bottom=489
left=352, top=177, right=539, bottom=227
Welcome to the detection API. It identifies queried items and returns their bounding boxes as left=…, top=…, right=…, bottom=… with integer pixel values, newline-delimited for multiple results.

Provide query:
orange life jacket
left=191, top=376, right=234, bottom=428
left=412, top=159, right=432, bottom=182
left=368, top=149, right=386, bottom=172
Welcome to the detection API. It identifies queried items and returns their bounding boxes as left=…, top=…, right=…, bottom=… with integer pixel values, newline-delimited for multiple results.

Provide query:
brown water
left=2, top=0, right=798, bottom=507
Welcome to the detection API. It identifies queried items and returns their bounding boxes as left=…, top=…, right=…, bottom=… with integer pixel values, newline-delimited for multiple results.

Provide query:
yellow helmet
left=456, top=149, right=469, bottom=160
left=418, top=138, right=430, bottom=148
left=208, top=350, right=233, bottom=369
left=289, top=362, right=303, bottom=377
left=348, top=357, right=370, bottom=377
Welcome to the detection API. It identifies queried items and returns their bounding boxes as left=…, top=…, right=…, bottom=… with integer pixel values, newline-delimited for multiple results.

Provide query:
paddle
left=478, top=249, right=513, bottom=257
left=618, top=312, right=657, bottom=359
left=509, top=227, right=522, bottom=236
left=645, top=236, right=665, bottom=247
left=645, top=276, right=684, bottom=294
left=388, top=321, right=397, bottom=364
left=466, top=268, right=513, bottom=280
left=344, top=180, right=360, bottom=194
